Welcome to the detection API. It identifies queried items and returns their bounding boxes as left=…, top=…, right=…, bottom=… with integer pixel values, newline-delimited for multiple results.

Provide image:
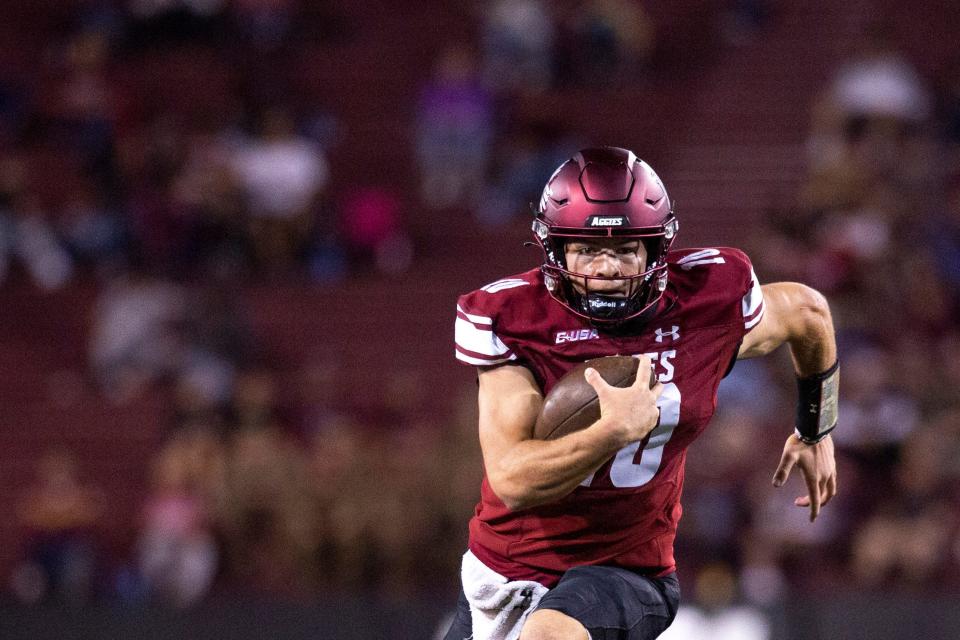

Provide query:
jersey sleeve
left=741, top=261, right=764, bottom=333
left=723, top=247, right=765, bottom=335
left=454, top=295, right=518, bottom=367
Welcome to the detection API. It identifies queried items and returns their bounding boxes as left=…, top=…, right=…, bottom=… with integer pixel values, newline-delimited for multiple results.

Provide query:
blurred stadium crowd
left=1, top=0, right=958, bottom=633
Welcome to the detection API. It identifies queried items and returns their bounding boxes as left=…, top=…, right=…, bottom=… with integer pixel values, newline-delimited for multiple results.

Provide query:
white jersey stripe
left=742, top=268, right=763, bottom=317
left=745, top=302, right=765, bottom=329
left=677, top=249, right=721, bottom=264
left=455, top=344, right=507, bottom=361
left=455, top=317, right=513, bottom=357
left=482, top=280, right=530, bottom=294
left=679, top=257, right=725, bottom=270
left=457, top=304, right=492, bottom=326
left=456, top=310, right=492, bottom=330
left=482, top=278, right=526, bottom=288
left=455, top=349, right=517, bottom=366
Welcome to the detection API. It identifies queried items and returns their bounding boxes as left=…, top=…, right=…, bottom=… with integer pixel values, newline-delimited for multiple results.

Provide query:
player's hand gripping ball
left=533, top=356, right=657, bottom=440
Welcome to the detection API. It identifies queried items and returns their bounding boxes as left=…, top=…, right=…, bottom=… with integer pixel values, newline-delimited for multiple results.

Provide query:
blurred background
left=0, top=0, right=958, bottom=638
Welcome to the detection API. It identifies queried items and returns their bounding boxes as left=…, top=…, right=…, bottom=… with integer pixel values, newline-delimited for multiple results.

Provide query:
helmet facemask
left=532, top=216, right=677, bottom=325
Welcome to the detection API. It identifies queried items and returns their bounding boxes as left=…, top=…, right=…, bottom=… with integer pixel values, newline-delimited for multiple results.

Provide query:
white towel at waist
left=460, top=550, right=550, bottom=640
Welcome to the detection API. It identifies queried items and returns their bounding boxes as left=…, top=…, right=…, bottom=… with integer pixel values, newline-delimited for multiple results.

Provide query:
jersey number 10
left=580, top=383, right=681, bottom=488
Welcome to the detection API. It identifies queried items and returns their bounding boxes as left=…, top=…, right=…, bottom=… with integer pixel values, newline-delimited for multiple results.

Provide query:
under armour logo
left=655, top=325, right=680, bottom=342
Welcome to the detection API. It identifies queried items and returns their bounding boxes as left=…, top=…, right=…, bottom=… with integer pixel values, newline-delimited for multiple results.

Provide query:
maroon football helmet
left=532, top=147, right=678, bottom=324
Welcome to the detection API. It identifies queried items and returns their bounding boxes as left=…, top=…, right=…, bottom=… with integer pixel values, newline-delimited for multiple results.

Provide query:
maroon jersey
left=454, top=247, right=765, bottom=587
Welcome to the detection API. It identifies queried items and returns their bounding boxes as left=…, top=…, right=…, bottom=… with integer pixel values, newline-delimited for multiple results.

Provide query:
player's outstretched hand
left=584, top=355, right=664, bottom=447
left=772, top=434, right=837, bottom=522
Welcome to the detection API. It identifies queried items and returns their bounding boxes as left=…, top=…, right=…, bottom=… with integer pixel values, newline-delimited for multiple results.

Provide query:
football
left=533, top=356, right=656, bottom=440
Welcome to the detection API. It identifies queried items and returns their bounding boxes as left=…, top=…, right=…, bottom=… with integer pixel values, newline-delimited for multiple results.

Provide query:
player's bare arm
left=738, top=281, right=838, bottom=521
left=737, top=282, right=835, bottom=366
left=478, top=358, right=662, bottom=511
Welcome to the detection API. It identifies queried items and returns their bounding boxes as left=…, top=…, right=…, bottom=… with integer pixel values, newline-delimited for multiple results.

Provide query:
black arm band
left=794, top=360, right=839, bottom=444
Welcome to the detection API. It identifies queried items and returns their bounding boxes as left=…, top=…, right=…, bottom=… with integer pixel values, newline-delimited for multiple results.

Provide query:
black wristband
left=795, top=360, right=839, bottom=444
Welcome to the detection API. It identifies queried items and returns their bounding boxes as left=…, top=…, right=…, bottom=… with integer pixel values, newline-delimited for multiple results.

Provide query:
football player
left=445, top=147, right=838, bottom=640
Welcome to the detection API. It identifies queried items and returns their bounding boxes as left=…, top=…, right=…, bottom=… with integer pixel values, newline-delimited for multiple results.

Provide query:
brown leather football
left=533, top=356, right=657, bottom=440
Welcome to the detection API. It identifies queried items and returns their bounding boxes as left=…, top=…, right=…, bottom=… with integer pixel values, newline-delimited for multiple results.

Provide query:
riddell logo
left=588, top=216, right=625, bottom=227
left=555, top=329, right=600, bottom=344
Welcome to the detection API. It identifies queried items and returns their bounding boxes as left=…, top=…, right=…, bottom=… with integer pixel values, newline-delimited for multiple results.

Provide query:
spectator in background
left=88, top=267, right=187, bottom=401
left=897, top=252, right=955, bottom=335
left=557, top=0, right=655, bottom=87
left=57, top=185, right=127, bottom=271
left=833, top=343, right=920, bottom=454
left=361, top=422, right=445, bottom=596
left=217, top=424, right=319, bottom=594
left=45, top=28, right=120, bottom=192
left=480, top=0, right=556, bottom=94
left=170, top=128, right=249, bottom=277
left=309, top=417, right=379, bottom=591
left=138, top=432, right=221, bottom=607
left=121, top=116, right=196, bottom=269
left=851, top=419, right=959, bottom=587
left=86, top=259, right=252, bottom=416
left=338, top=186, right=412, bottom=275
left=10, top=450, right=104, bottom=605
left=804, top=23, right=935, bottom=218
left=0, top=191, right=75, bottom=291
left=478, top=120, right=579, bottom=226
left=415, top=46, right=493, bottom=211
left=172, top=281, right=252, bottom=425
left=832, top=23, right=931, bottom=125
left=229, top=367, right=281, bottom=431
left=291, top=356, right=346, bottom=439
left=680, top=408, right=770, bottom=570
left=232, top=107, right=328, bottom=273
